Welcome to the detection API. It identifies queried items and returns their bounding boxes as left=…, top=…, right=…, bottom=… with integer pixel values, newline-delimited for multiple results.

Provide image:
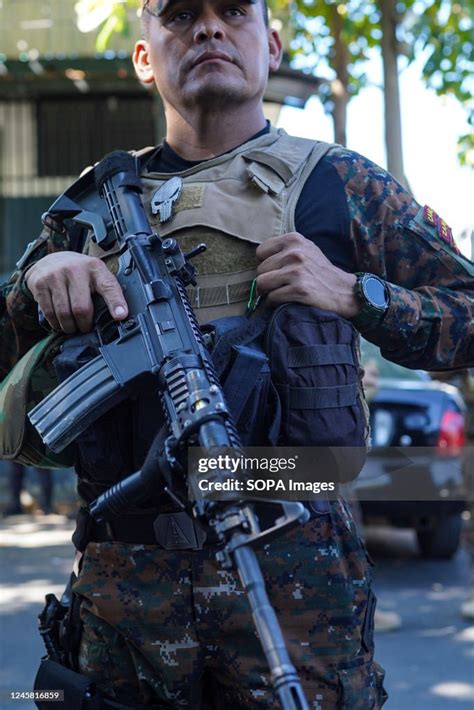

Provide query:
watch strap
left=351, top=273, right=389, bottom=330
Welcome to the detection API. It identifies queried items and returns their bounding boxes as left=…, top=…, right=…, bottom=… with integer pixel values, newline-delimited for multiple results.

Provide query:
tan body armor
left=0, top=130, right=333, bottom=468
left=88, top=129, right=332, bottom=322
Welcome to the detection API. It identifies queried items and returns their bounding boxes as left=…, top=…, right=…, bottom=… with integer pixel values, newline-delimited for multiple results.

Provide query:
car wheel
left=416, top=514, right=463, bottom=559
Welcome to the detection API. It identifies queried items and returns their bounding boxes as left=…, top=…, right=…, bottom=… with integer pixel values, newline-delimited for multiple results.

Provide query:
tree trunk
left=379, top=0, right=411, bottom=190
left=329, top=5, right=349, bottom=147
left=332, top=88, right=348, bottom=147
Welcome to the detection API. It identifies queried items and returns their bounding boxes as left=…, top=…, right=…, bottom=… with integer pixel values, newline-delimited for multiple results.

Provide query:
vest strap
left=288, top=344, right=355, bottom=368
left=280, top=382, right=358, bottom=409
left=187, top=279, right=253, bottom=308
left=223, top=345, right=268, bottom=422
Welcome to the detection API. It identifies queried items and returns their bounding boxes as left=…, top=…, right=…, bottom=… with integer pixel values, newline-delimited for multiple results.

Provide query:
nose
left=193, top=10, right=225, bottom=43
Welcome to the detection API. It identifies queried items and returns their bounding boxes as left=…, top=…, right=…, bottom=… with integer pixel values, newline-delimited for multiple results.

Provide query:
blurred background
left=0, top=1, right=473, bottom=708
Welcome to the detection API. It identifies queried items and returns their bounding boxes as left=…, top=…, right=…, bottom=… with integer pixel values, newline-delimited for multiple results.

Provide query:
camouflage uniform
left=1, top=138, right=474, bottom=708
left=74, top=500, right=384, bottom=708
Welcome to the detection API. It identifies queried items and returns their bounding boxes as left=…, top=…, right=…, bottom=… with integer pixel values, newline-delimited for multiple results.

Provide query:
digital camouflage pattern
left=1, top=141, right=473, bottom=708
left=73, top=499, right=387, bottom=708
left=326, top=147, right=474, bottom=370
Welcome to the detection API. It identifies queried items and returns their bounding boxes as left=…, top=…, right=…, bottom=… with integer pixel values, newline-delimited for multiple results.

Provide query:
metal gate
left=0, top=95, right=155, bottom=276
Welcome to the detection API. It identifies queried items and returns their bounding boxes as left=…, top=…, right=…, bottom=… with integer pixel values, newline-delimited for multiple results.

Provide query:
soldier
left=1, top=0, right=473, bottom=706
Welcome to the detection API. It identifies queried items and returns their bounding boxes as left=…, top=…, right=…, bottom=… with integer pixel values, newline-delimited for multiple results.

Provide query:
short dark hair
left=140, top=0, right=269, bottom=38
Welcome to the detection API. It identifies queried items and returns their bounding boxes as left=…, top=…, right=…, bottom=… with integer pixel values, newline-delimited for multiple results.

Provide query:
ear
left=268, top=29, right=283, bottom=73
left=133, top=40, right=155, bottom=84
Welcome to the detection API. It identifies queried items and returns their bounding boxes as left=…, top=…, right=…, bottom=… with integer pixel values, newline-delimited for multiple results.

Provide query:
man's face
left=134, top=0, right=281, bottom=112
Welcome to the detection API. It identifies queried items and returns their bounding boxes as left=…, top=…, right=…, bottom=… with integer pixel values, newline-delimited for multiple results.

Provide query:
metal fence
left=0, top=94, right=155, bottom=274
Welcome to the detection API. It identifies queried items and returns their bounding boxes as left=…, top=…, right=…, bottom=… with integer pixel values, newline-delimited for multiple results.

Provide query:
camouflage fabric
left=325, top=147, right=474, bottom=370
left=73, top=499, right=387, bottom=708
left=0, top=333, right=74, bottom=467
left=0, top=225, right=70, bottom=381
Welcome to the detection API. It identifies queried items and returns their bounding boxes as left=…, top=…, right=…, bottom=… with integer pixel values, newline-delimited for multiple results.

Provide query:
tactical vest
left=87, top=128, right=333, bottom=323
left=65, top=129, right=337, bottom=498
left=4, top=131, right=370, bottom=501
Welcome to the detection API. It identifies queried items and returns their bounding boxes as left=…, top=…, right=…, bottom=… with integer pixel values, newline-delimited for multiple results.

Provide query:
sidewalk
left=0, top=515, right=75, bottom=710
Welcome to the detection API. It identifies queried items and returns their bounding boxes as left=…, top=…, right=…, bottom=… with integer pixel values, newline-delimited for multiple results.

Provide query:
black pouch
left=34, top=659, right=101, bottom=709
left=210, top=304, right=368, bottom=482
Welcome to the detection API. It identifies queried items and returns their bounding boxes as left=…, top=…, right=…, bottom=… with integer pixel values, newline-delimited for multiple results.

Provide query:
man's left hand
left=256, top=233, right=360, bottom=318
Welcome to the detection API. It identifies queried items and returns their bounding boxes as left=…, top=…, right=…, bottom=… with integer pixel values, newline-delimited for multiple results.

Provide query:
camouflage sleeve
left=0, top=225, right=70, bottom=381
left=328, top=147, right=474, bottom=370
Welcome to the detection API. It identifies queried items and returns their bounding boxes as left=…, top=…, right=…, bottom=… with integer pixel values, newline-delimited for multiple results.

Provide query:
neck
left=164, top=103, right=268, bottom=161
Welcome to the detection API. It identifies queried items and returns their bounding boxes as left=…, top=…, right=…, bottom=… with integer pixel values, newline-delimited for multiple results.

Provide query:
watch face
left=363, top=276, right=388, bottom=309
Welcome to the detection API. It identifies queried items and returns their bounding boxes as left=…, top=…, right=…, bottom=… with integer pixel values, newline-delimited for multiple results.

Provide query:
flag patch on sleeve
left=423, top=205, right=460, bottom=254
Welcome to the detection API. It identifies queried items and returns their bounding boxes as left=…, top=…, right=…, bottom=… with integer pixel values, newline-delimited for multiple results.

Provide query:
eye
left=168, top=8, right=194, bottom=23
left=224, top=5, right=246, bottom=16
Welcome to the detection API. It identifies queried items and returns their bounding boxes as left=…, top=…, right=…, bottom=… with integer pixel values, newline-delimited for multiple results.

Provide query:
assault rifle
left=30, top=151, right=310, bottom=710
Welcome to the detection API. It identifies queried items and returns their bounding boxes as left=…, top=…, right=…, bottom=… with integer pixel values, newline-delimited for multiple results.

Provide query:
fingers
left=25, top=252, right=128, bottom=333
left=256, top=233, right=309, bottom=263
left=256, top=262, right=315, bottom=302
left=255, top=235, right=287, bottom=262
left=36, top=289, right=61, bottom=332
left=256, top=265, right=291, bottom=295
left=265, top=285, right=304, bottom=306
left=89, top=261, right=128, bottom=322
left=51, top=284, right=76, bottom=334
left=256, top=245, right=306, bottom=276
left=255, top=232, right=359, bottom=316
left=256, top=233, right=315, bottom=298
left=67, top=273, right=95, bottom=333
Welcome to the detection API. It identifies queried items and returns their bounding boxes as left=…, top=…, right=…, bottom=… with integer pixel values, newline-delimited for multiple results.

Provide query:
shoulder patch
left=423, top=205, right=460, bottom=254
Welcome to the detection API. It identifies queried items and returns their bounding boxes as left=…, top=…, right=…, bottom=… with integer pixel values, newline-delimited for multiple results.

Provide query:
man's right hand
left=25, top=252, right=128, bottom=334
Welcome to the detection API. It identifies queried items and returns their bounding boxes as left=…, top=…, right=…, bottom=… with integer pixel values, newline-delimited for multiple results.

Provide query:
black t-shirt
left=145, top=126, right=355, bottom=272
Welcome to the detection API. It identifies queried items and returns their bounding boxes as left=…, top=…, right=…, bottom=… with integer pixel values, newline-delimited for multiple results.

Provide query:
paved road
left=367, top=525, right=474, bottom=709
left=0, top=516, right=473, bottom=709
left=0, top=516, right=75, bottom=710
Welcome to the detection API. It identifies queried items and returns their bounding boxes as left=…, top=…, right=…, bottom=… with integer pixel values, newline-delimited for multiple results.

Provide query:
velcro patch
left=423, top=205, right=460, bottom=254
left=175, top=185, right=205, bottom=213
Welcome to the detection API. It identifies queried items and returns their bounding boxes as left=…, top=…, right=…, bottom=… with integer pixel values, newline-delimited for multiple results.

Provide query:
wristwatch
left=351, top=273, right=390, bottom=329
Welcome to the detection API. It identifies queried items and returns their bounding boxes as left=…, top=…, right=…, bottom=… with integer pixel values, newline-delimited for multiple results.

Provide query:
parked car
left=354, top=341, right=466, bottom=559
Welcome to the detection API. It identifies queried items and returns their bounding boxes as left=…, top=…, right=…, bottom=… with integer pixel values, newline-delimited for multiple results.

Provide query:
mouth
left=192, top=51, right=234, bottom=69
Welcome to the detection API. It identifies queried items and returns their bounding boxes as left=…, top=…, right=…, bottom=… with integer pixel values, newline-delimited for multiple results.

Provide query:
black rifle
left=30, top=151, right=309, bottom=710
